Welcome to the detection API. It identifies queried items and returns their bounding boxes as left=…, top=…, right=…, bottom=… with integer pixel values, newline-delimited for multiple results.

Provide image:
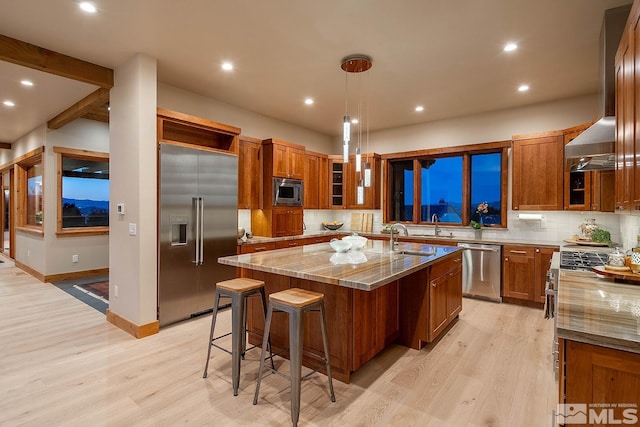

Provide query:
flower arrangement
left=470, top=202, right=489, bottom=230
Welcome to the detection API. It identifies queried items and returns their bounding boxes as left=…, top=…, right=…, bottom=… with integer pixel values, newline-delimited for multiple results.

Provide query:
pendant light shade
left=341, top=54, right=372, bottom=199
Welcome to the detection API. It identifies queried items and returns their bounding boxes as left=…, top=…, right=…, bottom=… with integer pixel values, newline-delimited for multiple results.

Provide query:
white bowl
left=329, top=239, right=352, bottom=253
left=342, top=235, right=368, bottom=250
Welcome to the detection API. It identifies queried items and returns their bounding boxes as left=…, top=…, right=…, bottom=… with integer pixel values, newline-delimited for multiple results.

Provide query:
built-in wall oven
left=272, top=178, right=303, bottom=206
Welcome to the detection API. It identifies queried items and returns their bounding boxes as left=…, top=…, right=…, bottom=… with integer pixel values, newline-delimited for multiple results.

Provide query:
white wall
left=109, top=54, right=158, bottom=326
left=333, top=94, right=600, bottom=154
left=157, top=83, right=333, bottom=153
left=44, top=119, right=109, bottom=275
left=10, top=125, right=47, bottom=272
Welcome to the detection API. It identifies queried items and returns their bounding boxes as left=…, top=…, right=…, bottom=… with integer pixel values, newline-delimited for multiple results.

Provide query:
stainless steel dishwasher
left=457, top=242, right=502, bottom=302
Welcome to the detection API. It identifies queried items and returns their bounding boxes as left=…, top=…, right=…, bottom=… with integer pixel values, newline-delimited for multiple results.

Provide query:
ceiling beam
left=0, top=34, right=113, bottom=88
left=0, top=142, right=11, bottom=149
left=48, top=88, right=110, bottom=129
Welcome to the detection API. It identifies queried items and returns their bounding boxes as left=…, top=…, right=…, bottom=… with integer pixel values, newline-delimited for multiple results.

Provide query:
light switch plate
left=117, top=203, right=125, bottom=215
left=128, top=223, right=137, bottom=236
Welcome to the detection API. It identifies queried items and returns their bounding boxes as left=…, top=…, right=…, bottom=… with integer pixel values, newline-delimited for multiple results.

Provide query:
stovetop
left=559, top=250, right=610, bottom=270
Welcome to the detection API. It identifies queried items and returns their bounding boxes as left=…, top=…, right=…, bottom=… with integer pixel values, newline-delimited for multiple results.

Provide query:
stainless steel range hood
left=565, top=4, right=631, bottom=172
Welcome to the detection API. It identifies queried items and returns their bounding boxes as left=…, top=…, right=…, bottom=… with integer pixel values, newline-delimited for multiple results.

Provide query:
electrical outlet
left=27, top=249, right=30, bottom=257
left=72, top=254, right=79, bottom=263
left=114, top=285, right=118, bottom=298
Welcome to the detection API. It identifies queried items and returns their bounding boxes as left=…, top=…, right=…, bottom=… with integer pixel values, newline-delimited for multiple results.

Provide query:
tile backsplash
left=239, top=208, right=640, bottom=248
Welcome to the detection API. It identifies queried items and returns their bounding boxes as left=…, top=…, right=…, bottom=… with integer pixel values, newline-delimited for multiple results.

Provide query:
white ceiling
left=0, top=0, right=634, bottom=143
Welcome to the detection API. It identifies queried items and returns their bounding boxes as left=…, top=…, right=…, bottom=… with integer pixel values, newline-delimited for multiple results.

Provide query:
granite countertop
left=220, top=240, right=461, bottom=291
left=238, top=230, right=563, bottom=248
left=557, top=269, right=640, bottom=354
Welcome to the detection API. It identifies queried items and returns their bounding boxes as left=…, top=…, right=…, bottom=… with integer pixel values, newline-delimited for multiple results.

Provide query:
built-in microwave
left=272, top=178, right=303, bottom=206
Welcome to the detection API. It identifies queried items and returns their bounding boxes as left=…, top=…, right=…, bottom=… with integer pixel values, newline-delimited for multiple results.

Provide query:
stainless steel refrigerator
left=158, top=142, right=238, bottom=327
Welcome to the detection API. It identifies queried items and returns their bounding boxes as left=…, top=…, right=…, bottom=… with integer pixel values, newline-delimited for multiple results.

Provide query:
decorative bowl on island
left=322, top=221, right=344, bottom=230
left=342, top=235, right=368, bottom=250
left=329, top=239, right=352, bottom=253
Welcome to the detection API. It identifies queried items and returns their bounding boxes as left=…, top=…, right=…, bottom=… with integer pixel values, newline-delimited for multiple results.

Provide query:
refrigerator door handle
left=199, top=197, right=204, bottom=265
left=193, top=197, right=200, bottom=264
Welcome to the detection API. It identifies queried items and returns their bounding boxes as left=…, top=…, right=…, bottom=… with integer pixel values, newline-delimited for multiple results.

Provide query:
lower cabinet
left=502, top=245, right=557, bottom=304
left=238, top=241, right=276, bottom=254
left=399, top=252, right=463, bottom=349
left=428, top=254, right=462, bottom=342
left=560, top=339, right=640, bottom=423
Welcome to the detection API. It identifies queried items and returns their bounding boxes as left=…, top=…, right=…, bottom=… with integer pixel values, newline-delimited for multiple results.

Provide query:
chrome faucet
left=390, top=223, right=408, bottom=250
left=431, top=214, right=440, bottom=236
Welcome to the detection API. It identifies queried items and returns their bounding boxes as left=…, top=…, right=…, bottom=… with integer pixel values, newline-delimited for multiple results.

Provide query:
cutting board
left=351, top=213, right=373, bottom=233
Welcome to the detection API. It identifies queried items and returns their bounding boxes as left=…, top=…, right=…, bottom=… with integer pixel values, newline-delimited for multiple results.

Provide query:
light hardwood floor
left=0, top=257, right=557, bottom=426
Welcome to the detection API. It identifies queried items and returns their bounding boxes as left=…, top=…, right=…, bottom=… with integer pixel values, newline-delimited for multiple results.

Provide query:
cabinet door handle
left=505, top=257, right=509, bottom=262
left=509, top=250, right=527, bottom=254
left=535, top=248, right=540, bottom=253
left=255, top=246, right=267, bottom=251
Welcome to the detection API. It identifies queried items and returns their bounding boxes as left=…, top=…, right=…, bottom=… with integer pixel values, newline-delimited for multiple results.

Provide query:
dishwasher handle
left=458, top=245, right=500, bottom=253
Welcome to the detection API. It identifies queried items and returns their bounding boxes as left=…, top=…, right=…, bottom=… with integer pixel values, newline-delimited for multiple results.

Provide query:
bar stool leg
left=290, top=307, right=303, bottom=427
left=259, top=288, right=275, bottom=370
left=203, top=290, right=221, bottom=379
left=319, top=302, right=336, bottom=402
left=253, top=304, right=273, bottom=405
left=230, top=291, right=245, bottom=396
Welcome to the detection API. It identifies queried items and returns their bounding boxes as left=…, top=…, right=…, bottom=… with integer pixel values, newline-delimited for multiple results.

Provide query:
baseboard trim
left=46, top=268, right=109, bottom=283
left=106, top=309, right=159, bottom=339
left=12, top=262, right=109, bottom=284
left=14, top=260, right=45, bottom=282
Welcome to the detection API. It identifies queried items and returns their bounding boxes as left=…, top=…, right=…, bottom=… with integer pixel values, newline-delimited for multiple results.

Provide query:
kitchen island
left=557, top=269, right=640, bottom=414
left=219, top=239, right=463, bottom=382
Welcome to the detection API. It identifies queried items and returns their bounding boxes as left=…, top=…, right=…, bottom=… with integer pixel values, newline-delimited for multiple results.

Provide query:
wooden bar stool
left=253, top=288, right=336, bottom=426
left=203, top=277, right=273, bottom=396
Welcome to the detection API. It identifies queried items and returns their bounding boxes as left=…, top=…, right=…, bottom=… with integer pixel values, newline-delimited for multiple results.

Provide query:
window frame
left=53, top=146, right=109, bottom=237
left=383, top=141, right=509, bottom=228
left=14, top=147, right=45, bottom=236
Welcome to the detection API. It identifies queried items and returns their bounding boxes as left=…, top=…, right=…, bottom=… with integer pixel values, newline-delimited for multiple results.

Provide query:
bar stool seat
left=203, top=277, right=273, bottom=396
left=254, top=288, right=336, bottom=427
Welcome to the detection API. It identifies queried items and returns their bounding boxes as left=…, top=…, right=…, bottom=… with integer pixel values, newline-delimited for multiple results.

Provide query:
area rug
left=73, top=281, right=109, bottom=303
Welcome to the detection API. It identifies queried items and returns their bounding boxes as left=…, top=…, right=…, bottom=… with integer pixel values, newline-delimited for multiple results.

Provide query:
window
left=385, top=142, right=508, bottom=228
left=470, top=153, right=502, bottom=226
left=54, top=147, right=109, bottom=236
left=15, top=147, right=44, bottom=234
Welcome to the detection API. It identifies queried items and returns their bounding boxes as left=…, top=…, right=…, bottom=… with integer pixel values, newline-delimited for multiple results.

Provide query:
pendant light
left=341, top=54, right=372, bottom=202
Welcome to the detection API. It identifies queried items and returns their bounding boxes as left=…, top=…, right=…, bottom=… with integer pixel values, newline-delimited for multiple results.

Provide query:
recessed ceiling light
left=20, top=80, right=34, bottom=87
left=221, top=62, right=233, bottom=71
left=415, top=106, right=424, bottom=112
left=3, top=100, right=15, bottom=107
left=504, top=43, right=518, bottom=52
left=304, top=98, right=314, bottom=105
left=351, top=118, right=359, bottom=124
left=79, top=2, right=97, bottom=13
left=518, top=84, right=530, bottom=92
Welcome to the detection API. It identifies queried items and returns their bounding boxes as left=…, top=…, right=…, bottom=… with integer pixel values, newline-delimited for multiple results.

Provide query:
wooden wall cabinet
left=561, top=339, right=640, bottom=414
left=511, top=132, right=564, bottom=211
left=329, top=154, right=381, bottom=210
left=304, top=151, right=329, bottom=209
left=157, top=108, right=240, bottom=154
left=262, top=138, right=305, bottom=180
left=238, top=136, right=262, bottom=209
left=503, top=245, right=557, bottom=304
left=252, top=207, right=303, bottom=238
left=615, top=6, right=640, bottom=212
